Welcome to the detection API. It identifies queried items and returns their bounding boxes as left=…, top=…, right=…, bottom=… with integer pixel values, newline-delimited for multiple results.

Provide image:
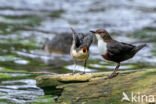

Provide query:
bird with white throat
left=90, top=29, right=146, bottom=79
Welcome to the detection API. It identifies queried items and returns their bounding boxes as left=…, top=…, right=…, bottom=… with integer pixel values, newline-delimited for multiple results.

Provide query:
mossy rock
left=35, top=72, right=107, bottom=88
left=36, top=69, right=156, bottom=104
left=36, top=70, right=137, bottom=88
left=57, top=69, right=156, bottom=104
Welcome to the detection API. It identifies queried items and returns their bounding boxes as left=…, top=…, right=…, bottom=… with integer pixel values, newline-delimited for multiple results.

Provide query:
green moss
left=0, top=67, right=24, bottom=72
left=27, top=95, right=55, bottom=104
left=55, top=69, right=156, bottom=104
left=132, top=27, right=156, bottom=41
left=49, top=10, right=65, bottom=18
left=4, top=15, right=42, bottom=26
left=1, top=67, right=28, bottom=72
left=0, top=99, right=20, bottom=104
left=0, top=73, right=43, bottom=82
left=25, top=16, right=42, bottom=27
left=0, top=73, right=12, bottom=79
left=151, top=43, right=156, bottom=56
left=0, top=16, right=42, bottom=34
left=0, top=39, right=40, bottom=51
left=104, top=69, right=156, bottom=104
left=39, top=64, right=48, bottom=66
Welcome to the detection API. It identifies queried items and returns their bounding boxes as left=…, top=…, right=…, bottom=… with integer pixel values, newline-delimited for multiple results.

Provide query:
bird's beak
left=90, top=30, right=96, bottom=34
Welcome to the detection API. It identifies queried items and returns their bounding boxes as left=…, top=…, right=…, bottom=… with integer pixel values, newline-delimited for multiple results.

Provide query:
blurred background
left=0, top=0, right=155, bottom=103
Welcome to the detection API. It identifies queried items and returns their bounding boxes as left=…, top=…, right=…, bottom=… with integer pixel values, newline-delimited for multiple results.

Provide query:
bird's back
left=107, top=41, right=146, bottom=62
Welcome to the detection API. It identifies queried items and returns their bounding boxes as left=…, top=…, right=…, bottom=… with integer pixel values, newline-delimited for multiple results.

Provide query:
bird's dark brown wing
left=107, top=41, right=136, bottom=62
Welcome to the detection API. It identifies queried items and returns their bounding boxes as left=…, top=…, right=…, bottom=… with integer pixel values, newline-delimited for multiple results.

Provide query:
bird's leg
left=80, top=59, right=87, bottom=75
left=113, top=63, right=120, bottom=75
left=72, top=60, right=77, bottom=75
left=83, top=59, right=87, bottom=74
left=107, top=63, right=120, bottom=79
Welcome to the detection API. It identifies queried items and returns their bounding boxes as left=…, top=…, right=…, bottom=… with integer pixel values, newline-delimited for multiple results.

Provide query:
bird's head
left=90, top=29, right=112, bottom=41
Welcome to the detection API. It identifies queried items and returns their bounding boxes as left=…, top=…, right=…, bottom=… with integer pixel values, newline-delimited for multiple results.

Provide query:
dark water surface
left=0, top=0, right=156, bottom=103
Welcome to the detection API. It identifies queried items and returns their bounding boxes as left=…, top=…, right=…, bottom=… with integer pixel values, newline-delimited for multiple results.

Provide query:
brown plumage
left=90, top=29, right=147, bottom=79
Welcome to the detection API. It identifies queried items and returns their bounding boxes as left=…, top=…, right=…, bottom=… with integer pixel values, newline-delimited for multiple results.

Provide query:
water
left=0, top=79, right=43, bottom=103
left=0, top=0, right=156, bottom=103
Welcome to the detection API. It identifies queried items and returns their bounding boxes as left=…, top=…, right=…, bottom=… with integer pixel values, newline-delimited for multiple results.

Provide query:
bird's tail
left=135, top=43, right=147, bottom=53
left=70, top=27, right=80, bottom=47
left=70, top=27, right=77, bottom=41
left=70, top=27, right=76, bottom=34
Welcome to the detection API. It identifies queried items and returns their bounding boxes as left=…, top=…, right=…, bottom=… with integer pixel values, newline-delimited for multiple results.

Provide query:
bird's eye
left=83, top=49, right=86, bottom=53
left=82, top=46, right=87, bottom=54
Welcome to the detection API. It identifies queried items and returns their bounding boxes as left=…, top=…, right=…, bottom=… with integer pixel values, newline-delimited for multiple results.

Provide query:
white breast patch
left=95, top=34, right=107, bottom=55
left=98, top=40, right=107, bottom=55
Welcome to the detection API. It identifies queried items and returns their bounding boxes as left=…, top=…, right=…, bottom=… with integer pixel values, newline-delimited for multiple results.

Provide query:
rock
left=35, top=72, right=110, bottom=87
left=35, top=70, right=137, bottom=88
left=36, top=69, right=156, bottom=104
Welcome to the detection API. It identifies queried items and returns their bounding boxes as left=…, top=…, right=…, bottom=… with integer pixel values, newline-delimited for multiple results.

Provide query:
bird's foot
left=105, top=72, right=119, bottom=79
left=71, top=71, right=76, bottom=75
left=79, top=72, right=86, bottom=75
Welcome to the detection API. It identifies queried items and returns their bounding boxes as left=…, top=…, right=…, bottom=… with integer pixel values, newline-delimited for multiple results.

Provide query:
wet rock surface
left=36, top=72, right=110, bottom=87
left=36, top=69, right=156, bottom=104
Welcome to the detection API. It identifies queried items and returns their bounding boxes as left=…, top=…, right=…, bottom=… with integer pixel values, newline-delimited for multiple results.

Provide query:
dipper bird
left=42, top=34, right=72, bottom=54
left=90, top=29, right=146, bottom=79
left=70, top=27, right=93, bottom=74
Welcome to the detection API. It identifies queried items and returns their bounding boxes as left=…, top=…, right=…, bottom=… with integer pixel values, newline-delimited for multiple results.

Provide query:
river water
left=0, top=0, right=156, bottom=103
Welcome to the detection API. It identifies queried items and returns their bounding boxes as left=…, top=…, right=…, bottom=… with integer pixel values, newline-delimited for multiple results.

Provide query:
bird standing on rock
left=70, top=27, right=93, bottom=74
left=90, top=29, right=146, bottom=79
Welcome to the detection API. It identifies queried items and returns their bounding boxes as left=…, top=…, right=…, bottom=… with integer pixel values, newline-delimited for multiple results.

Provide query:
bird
left=42, top=34, right=72, bottom=54
left=90, top=29, right=146, bottom=79
left=70, top=27, right=93, bottom=74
